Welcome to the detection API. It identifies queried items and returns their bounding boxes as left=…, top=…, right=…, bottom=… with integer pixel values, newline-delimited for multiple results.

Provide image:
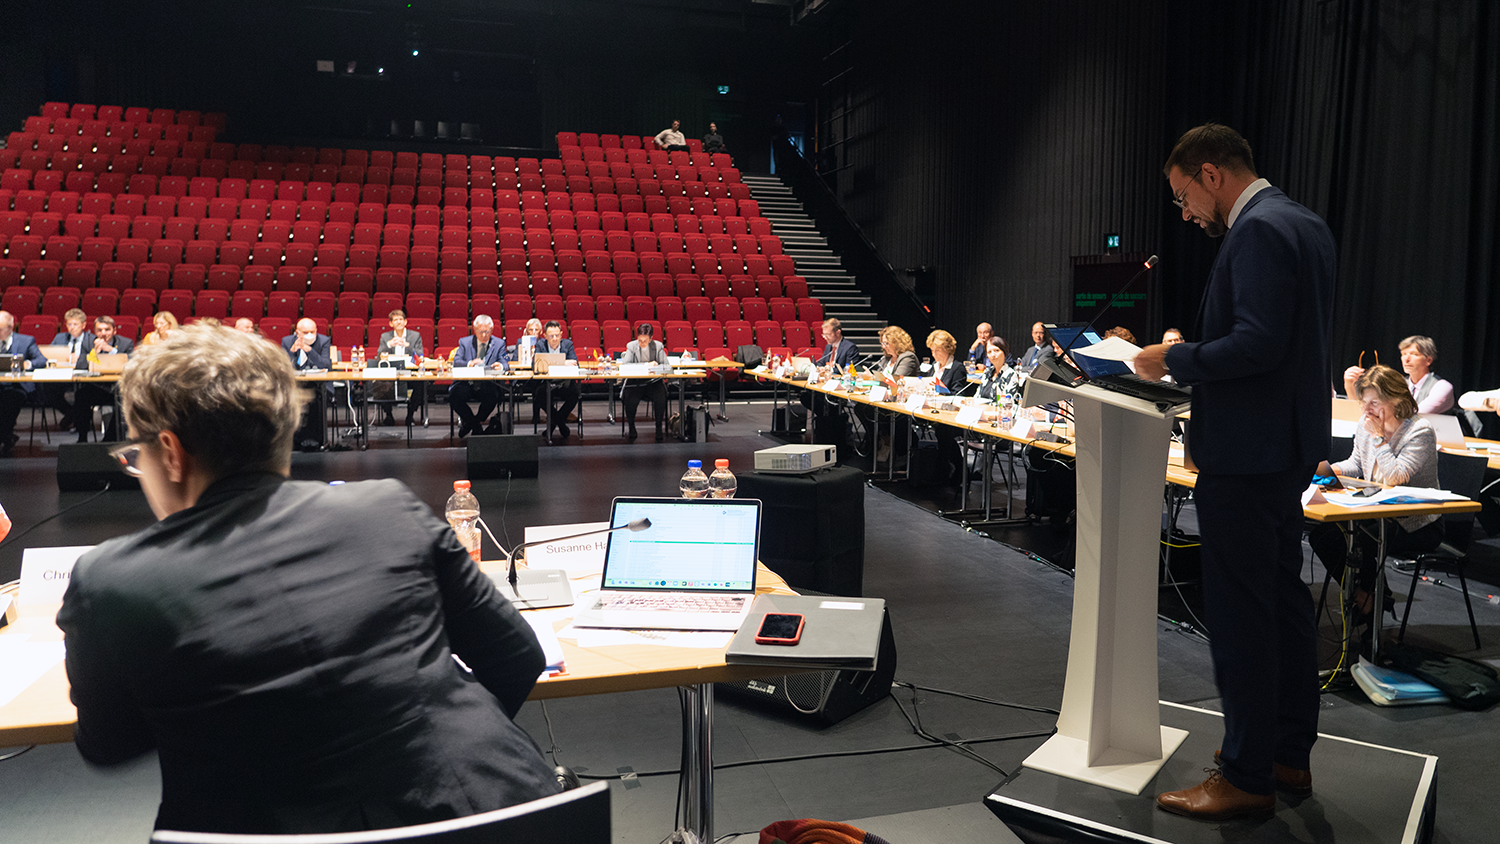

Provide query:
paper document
left=1071, top=335, right=1142, bottom=361
left=0, top=638, right=66, bottom=708
left=523, top=614, right=567, bottom=677
left=1323, top=486, right=1468, bottom=507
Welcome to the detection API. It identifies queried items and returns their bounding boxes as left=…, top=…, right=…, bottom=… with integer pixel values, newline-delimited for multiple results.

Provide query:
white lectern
left=1020, top=376, right=1189, bottom=794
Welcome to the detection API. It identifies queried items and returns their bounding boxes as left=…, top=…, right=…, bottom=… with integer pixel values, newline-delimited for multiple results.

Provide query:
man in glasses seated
left=57, top=323, right=560, bottom=833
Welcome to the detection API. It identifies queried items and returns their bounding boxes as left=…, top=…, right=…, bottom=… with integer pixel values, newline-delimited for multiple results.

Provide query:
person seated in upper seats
left=619, top=322, right=669, bottom=442
left=654, top=119, right=689, bottom=152
left=702, top=123, right=725, bottom=154
left=282, top=317, right=334, bottom=451
left=817, top=318, right=859, bottom=369
left=1017, top=321, right=1053, bottom=374
left=56, top=323, right=559, bottom=834
left=966, top=322, right=994, bottom=365
left=1343, top=334, right=1453, bottom=414
left=877, top=326, right=920, bottom=377
left=1162, top=327, right=1185, bottom=345
left=1308, top=364, right=1443, bottom=623
left=449, top=315, right=509, bottom=439
left=977, top=336, right=1020, bottom=402
left=233, top=317, right=260, bottom=336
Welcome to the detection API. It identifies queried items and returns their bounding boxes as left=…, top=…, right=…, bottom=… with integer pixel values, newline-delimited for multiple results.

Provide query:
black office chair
left=1397, top=449, right=1487, bottom=650
left=149, top=781, right=609, bottom=844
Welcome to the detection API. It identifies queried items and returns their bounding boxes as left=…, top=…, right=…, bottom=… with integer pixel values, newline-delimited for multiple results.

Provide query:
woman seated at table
left=977, top=335, right=1019, bottom=402
left=1343, top=334, right=1453, bottom=414
left=620, top=322, right=668, bottom=441
left=877, top=326, right=920, bottom=377
left=1309, top=364, right=1443, bottom=622
left=140, top=311, right=179, bottom=346
left=925, top=329, right=966, bottom=395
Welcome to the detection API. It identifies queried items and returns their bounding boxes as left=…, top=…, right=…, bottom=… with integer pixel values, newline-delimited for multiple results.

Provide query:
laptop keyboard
left=1089, top=373, right=1192, bottom=406
left=593, top=593, right=749, bottom=613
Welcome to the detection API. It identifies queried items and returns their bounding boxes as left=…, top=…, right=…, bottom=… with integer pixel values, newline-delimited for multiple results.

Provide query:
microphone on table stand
left=476, top=517, right=652, bottom=609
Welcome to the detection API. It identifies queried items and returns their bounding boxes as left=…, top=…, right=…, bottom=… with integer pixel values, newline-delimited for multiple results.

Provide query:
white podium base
left=1023, top=724, right=1190, bottom=795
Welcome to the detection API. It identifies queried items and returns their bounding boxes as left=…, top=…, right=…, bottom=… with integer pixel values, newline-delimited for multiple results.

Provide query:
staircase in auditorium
left=741, top=174, right=884, bottom=355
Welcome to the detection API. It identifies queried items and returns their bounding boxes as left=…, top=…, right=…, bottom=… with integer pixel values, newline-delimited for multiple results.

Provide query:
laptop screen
left=601, top=497, right=760, bottom=592
left=1043, top=323, right=1103, bottom=354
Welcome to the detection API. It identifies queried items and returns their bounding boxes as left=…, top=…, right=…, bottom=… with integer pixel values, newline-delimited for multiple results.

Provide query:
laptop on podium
left=572, top=496, right=761, bottom=631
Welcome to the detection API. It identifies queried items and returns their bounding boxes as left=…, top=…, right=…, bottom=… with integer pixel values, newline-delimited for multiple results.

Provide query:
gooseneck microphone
left=477, top=517, right=651, bottom=607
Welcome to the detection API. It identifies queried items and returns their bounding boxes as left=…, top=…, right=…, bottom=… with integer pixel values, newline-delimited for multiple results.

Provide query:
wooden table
left=0, top=562, right=799, bottom=841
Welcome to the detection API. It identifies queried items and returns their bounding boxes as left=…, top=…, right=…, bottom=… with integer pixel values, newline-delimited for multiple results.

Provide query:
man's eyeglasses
left=1171, top=167, right=1204, bottom=209
left=108, top=439, right=149, bottom=477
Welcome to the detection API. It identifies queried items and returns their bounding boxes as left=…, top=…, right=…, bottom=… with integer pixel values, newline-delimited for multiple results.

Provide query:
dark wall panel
left=820, top=0, right=1167, bottom=353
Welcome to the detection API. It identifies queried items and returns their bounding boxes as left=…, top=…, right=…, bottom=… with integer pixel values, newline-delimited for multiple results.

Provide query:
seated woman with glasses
left=61, top=324, right=560, bottom=834
left=876, top=326, right=920, bottom=377
left=1308, top=364, right=1443, bottom=625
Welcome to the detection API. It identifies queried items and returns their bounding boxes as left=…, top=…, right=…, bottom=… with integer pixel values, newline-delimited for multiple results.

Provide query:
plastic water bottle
left=445, top=480, right=482, bottom=563
left=709, top=459, right=737, bottom=498
left=680, top=460, right=710, bottom=498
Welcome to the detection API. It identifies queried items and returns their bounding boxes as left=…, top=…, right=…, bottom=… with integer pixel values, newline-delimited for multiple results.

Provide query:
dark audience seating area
left=1, top=102, right=826, bottom=364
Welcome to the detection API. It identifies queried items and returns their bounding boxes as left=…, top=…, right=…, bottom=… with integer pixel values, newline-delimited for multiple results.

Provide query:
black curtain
left=1162, top=0, right=1500, bottom=393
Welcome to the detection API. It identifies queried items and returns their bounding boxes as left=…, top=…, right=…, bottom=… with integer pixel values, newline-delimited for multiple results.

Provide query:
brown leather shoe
left=1157, top=769, right=1274, bottom=821
left=1214, top=749, right=1313, bottom=797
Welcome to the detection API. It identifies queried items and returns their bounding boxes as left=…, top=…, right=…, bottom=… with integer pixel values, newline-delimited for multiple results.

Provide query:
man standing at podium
left=1136, top=124, right=1335, bottom=821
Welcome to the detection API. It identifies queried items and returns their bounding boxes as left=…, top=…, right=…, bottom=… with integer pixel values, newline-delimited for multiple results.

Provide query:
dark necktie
left=477, top=341, right=488, bottom=361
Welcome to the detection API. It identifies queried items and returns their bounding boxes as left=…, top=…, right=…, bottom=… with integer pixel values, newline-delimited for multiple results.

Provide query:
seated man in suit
left=816, top=318, right=859, bottom=369
left=49, top=308, right=95, bottom=430
left=376, top=309, right=425, bottom=427
left=531, top=320, right=580, bottom=440
left=57, top=323, right=559, bottom=834
left=282, top=318, right=333, bottom=450
left=0, top=310, right=51, bottom=457
left=1016, top=321, right=1053, bottom=374
left=73, top=316, right=136, bottom=442
left=449, top=314, right=509, bottom=438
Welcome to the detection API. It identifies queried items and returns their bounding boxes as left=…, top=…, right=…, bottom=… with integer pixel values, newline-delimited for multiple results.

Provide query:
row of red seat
left=4, top=138, right=732, bottom=178
left=36, top=102, right=225, bottom=126
left=3, top=279, right=822, bottom=323
left=2, top=265, right=811, bottom=301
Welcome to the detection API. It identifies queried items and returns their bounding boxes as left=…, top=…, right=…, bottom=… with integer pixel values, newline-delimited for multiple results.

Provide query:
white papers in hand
left=1072, top=336, right=1142, bottom=361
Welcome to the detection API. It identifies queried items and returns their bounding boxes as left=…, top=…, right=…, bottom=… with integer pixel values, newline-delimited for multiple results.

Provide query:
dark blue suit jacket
left=281, top=334, right=333, bottom=370
left=2, top=333, right=50, bottom=392
left=1164, top=186, right=1336, bottom=475
left=818, top=338, right=858, bottom=367
left=537, top=339, right=577, bottom=362
left=75, top=335, right=134, bottom=370
left=453, top=335, right=510, bottom=370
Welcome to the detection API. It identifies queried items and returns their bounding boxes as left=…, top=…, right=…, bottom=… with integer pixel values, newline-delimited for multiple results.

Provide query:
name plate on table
left=867, top=385, right=888, bottom=402
left=523, top=521, right=610, bottom=576
left=31, top=369, right=77, bottom=381
left=363, top=368, right=399, bottom=380
left=451, top=366, right=487, bottom=378
left=1010, top=415, right=1038, bottom=438
left=954, top=405, right=984, bottom=426
left=20, top=545, right=94, bottom=606
left=548, top=365, right=581, bottom=377
left=618, top=363, right=652, bottom=376
left=904, top=394, right=927, bottom=412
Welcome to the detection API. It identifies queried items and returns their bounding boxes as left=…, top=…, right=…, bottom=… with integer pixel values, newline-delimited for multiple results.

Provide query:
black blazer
left=1164, top=186, right=1336, bottom=474
left=57, top=475, right=559, bottom=833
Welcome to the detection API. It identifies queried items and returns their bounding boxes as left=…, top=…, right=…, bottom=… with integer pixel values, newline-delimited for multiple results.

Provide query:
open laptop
left=38, top=345, right=72, bottom=366
left=1422, top=412, right=1466, bottom=450
left=532, top=352, right=566, bottom=374
left=94, top=353, right=129, bottom=374
left=1042, top=323, right=1193, bottom=410
left=572, top=496, right=761, bottom=631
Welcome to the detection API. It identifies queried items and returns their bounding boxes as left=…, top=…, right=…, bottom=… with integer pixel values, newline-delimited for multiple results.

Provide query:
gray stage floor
left=3, top=399, right=1500, bottom=843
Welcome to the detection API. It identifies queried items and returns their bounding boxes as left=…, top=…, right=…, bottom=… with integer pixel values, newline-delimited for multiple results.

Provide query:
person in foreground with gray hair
left=56, top=323, right=557, bottom=833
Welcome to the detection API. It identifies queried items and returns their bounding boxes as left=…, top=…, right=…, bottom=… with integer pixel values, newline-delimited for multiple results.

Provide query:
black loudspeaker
left=466, top=434, right=539, bottom=479
left=716, top=609, right=897, bottom=726
left=57, top=442, right=140, bottom=491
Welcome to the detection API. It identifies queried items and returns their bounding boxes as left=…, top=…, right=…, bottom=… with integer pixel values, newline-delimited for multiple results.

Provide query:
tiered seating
left=3, top=107, right=825, bottom=359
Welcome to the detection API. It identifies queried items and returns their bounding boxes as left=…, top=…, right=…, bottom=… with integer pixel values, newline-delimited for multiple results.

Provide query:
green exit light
left=1105, top=233, right=1120, bottom=249
left=717, top=85, right=730, bottom=95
